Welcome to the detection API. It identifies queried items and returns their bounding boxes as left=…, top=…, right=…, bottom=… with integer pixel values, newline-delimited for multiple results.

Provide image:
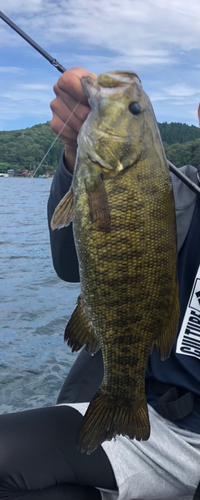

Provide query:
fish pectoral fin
left=77, top=391, right=150, bottom=454
left=51, top=187, right=74, bottom=230
left=84, top=173, right=111, bottom=233
left=64, top=295, right=100, bottom=354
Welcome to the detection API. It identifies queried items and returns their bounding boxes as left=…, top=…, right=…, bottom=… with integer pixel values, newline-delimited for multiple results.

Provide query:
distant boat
left=0, top=173, right=8, bottom=177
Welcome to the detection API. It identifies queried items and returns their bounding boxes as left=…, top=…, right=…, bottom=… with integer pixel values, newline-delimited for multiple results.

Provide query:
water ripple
left=0, top=178, right=80, bottom=413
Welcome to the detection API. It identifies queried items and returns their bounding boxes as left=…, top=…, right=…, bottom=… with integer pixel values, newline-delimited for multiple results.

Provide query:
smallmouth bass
left=51, top=71, right=179, bottom=454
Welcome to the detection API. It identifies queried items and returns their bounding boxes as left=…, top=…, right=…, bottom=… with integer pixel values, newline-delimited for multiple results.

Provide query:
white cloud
left=0, top=95, right=52, bottom=124
left=0, top=75, right=54, bottom=127
left=70, top=52, right=177, bottom=75
left=150, top=84, right=199, bottom=102
left=18, top=83, right=52, bottom=91
left=0, top=0, right=199, bottom=128
left=1, top=0, right=199, bottom=54
left=1, top=0, right=43, bottom=14
left=0, top=66, right=24, bottom=73
left=2, top=88, right=53, bottom=104
left=163, top=84, right=198, bottom=97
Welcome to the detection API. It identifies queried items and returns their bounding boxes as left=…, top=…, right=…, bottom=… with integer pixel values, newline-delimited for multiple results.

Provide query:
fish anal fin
left=64, top=296, right=100, bottom=354
left=85, top=174, right=111, bottom=233
left=51, top=187, right=73, bottom=230
left=156, top=329, right=175, bottom=360
left=77, top=391, right=150, bottom=454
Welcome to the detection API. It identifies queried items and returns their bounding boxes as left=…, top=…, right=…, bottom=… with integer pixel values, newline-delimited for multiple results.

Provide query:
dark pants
left=0, top=348, right=117, bottom=499
left=0, top=405, right=117, bottom=499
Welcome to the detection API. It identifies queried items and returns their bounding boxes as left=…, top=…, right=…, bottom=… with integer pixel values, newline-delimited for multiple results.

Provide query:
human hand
left=50, top=67, right=96, bottom=173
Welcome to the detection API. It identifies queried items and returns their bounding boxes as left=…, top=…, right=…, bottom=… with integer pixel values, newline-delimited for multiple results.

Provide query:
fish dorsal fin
left=64, top=295, right=100, bottom=354
left=51, top=187, right=74, bottom=230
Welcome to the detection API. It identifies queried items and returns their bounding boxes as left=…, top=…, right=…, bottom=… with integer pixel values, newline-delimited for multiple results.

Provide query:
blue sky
left=0, top=0, right=199, bottom=131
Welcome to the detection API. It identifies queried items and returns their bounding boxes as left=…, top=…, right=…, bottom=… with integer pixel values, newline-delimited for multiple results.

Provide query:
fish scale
left=51, top=70, right=179, bottom=453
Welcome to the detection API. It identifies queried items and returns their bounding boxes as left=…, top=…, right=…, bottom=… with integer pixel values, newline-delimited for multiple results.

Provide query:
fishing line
left=32, top=99, right=82, bottom=177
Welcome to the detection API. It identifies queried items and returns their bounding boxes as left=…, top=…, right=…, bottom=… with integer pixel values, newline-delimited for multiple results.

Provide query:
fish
left=51, top=71, right=179, bottom=454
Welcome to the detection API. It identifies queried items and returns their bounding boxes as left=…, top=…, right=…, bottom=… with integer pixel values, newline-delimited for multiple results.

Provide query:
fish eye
left=129, top=102, right=141, bottom=115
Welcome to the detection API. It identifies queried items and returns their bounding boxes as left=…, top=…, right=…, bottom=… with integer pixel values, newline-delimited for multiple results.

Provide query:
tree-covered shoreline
left=0, top=121, right=199, bottom=176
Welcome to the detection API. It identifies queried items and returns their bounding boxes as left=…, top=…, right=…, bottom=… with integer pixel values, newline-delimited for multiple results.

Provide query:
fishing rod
left=168, top=161, right=200, bottom=196
left=1, top=11, right=200, bottom=196
left=0, top=11, right=66, bottom=73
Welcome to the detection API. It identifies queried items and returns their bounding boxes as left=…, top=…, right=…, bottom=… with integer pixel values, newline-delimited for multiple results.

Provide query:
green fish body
left=51, top=71, right=179, bottom=454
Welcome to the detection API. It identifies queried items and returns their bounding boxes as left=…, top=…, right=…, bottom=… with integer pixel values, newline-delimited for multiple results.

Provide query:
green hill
left=0, top=122, right=63, bottom=176
left=0, top=121, right=199, bottom=175
left=158, top=122, right=200, bottom=145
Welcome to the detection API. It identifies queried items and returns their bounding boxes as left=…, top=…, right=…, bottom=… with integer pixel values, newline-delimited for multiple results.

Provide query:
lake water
left=0, top=178, right=80, bottom=413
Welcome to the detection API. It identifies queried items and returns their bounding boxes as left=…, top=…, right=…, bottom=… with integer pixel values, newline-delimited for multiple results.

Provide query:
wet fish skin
left=51, top=71, right=179, bottom=454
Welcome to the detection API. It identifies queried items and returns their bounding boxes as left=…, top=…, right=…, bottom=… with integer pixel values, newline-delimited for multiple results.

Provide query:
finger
left=56, top=67, right=96, bottom=105
left=51, top=92, right=90, bottom=128
left=50, top=114, right=78, bottom=147
left=50, top=97, right=86, bottom=135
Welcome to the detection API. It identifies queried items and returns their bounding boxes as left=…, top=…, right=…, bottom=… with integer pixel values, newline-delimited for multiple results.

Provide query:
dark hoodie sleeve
left=47, top=150, right=80, bottom=283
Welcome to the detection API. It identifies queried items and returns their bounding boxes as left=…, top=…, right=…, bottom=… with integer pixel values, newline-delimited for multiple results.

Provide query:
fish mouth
left=82, top=76, right=100, bottom=99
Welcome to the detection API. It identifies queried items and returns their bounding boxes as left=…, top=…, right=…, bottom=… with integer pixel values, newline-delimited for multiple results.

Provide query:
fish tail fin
left=77, top=390, right=150, bottom=454
left=51, top=187, right=73, bottom=230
